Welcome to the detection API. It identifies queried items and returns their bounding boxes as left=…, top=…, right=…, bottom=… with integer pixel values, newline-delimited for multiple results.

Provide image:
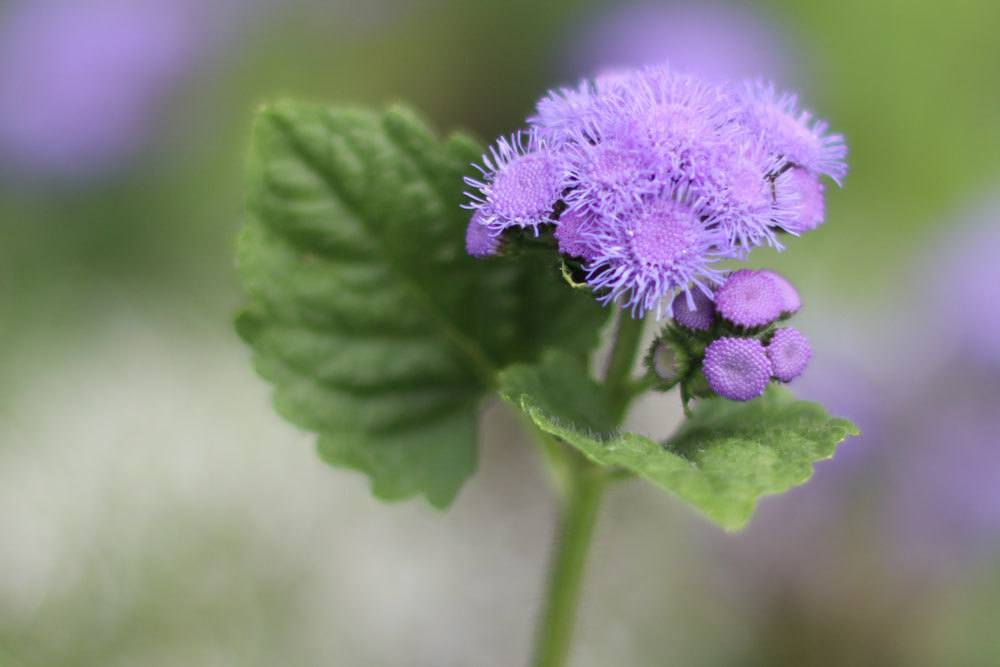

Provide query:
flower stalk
left=531, top=311, right=646, bottom=667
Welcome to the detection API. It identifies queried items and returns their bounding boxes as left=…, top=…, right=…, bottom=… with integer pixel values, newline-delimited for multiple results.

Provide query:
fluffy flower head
left=780, top=167, right=826, bottom=233
left=591, top=67, right=740, bottom=185
left=563, top=135, right=655, bottom=218
left=740, top=79, right=847, bottom=184
left=554, top=208, right=598, bottom=260
left=701, top=139, right=797, bottom=249
left=528, top=80, right=600, bottom=146
left=586, top=187, right=726, bottom=317
left=464, top=65, right=846, bottom=320
left=464, top=133, right=563, bottom=234
left=465, top=211, right=500, bottom=258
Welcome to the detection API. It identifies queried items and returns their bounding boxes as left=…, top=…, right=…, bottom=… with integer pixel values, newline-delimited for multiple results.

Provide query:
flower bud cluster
left=646, top=269, right=812, bottom=404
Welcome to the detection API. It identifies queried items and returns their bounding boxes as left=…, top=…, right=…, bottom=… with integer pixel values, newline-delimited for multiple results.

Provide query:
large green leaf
left=499, top=353, right=859, bottom=530
left=237, top=101, right=607, bottom=507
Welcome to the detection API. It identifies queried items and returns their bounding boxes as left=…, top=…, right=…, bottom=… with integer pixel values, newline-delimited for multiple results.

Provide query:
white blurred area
left=0, top=306, right=720, bottom=665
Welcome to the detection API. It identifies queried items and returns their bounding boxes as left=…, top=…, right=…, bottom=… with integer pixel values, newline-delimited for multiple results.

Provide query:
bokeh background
left=2, top=0, right=999, bottom=665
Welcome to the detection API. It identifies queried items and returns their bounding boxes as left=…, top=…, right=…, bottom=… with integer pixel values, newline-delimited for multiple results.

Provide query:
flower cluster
left=647, top=270, right=812, bottom=403
left=464, top=64, right=846, bottom=318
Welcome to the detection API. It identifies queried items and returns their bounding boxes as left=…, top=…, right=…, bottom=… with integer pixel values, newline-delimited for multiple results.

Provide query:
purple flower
left=766, top=327, right=812, bottom=382
left=671, top=288, right=715, bottom=332
left=0, top=0, right=202, bottom=179
left=562, top=134, right=655, bottom=219
left=780, top=167, right=826, bottom=233
left=739, top=79, right=848, bottom=184
left=463, top=65, right=847, bottom=319
left=764, top=270, right=801, bottom=315
left=703, top=337, right=772, bottom=401
left=553, top=208, right=598, bottom=260
left=714, top=269, right=785, bottom=328
left=593, top=68, right=740, bottom=186
left=463, top=133, right=563, bottom=234
left=465, top=211, right=500, bottom=258
left=584, top=187, right=727, bottom=317
left=528, top=80, right=601, bottom=147
left=700, top=139, right=797, bottom=250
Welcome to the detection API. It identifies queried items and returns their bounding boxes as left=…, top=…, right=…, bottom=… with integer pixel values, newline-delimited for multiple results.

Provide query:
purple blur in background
left=890, top=387, right=1000, bottom=568
left=884, top=199, right=1000, bottom=568
left=563, top=1, right=796, bottom=83
left=927, top=200, right=1000, bottom=368
left=0, top=0, right=205, bottom=180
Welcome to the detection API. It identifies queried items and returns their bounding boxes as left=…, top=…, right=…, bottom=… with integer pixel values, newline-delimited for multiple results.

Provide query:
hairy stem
left=531, top=466, right=605, bottom=667
left=531, top=312, right=646, bottom=667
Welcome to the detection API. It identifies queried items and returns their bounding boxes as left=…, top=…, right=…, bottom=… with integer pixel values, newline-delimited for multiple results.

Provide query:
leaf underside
left=499, top=353, right=859, bottom=530
left=236, top=101, right=607, bottom=507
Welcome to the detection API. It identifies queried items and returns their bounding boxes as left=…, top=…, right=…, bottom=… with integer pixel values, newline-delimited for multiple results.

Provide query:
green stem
left=531, top=467, right=605, bottom=667
left=530, top=311, right=646, bottom=667
left=604, top=312, right=647, bottom=422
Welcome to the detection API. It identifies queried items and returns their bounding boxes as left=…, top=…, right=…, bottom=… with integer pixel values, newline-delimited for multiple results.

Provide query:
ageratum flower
left=464, top=64, right=846, bottom=319
left=779, top=167, right=826, bottom=233
left=463, top=132, right=563, bottom=235
left=766, top=327, right=812, bottom=382
left=703, top=337, right=772, bottom=401
left=740, top=79, right=848, bottom=184
left=553, top=208, right=599, bottom=261
left=595, top=68, right=741, bottom=185
left=585, top=187, right=727, bottom=317
left=562, top=134, right=655, bottom=219
left=528, top=70, right=642, bottom=146
left=701, top=138, right=798, bottom=250
left=528, top=80, right=600, bottom=147
left=465, top=211, right=500, bottom=258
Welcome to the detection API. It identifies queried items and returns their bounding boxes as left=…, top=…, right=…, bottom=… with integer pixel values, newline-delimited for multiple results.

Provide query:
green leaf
left=499, top=353, right=859, bottom=530
left=236, top=101, right=607, bottom=508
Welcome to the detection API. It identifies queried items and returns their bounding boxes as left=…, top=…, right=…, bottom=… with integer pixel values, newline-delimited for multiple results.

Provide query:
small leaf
left=237, top=101, right=607, bottom=507
left=499, top=353, right=859, bottom=530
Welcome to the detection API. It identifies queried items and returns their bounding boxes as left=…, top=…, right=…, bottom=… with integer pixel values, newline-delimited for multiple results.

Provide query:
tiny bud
left=766, top=327, right=812, bottom=382
left=715, top=269, right=784, bottom=328
left=703, top=337, right=772, bottom=401
left=650, top=340, right=680, bottom=385
left=761, top=270, right=801, bottom=315
left=671, top=289, right=715, bottom=331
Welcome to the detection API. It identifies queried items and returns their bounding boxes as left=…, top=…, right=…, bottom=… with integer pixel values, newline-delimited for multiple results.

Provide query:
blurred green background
left=2, top=1, right=999, bottom=665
